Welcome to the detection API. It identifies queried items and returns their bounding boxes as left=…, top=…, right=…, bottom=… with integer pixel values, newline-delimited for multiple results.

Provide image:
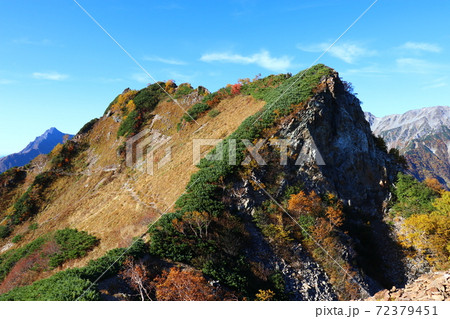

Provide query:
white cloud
left=400, top=42, right=442, bottom=53
left=32, top=72, right=68, bottom=81
left=298, top=42, right=376, bottom=64
left=131, top=73, right=149, bottom=83
left=395, top=58, right=443, bottom=74
left=0, top=79, right=14, bottom=85
left=167, top=70, right=197, bottom=83
left=424, top=81, right=447, bottom=89
left=344, top=65, right=385, bottom=76
left=13, top=37, right=52, bottom=45
left=423, top=77, right=448, bottom=89
left=143, top=56, right=187, bottom=65
left=200, top=50, right=293, bottom=72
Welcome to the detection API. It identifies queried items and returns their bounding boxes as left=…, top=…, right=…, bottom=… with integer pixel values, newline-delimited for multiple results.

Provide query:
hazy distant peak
left=366, top=106, right=450, bottom=138
left=365, top=106, right=450, bottom=189
left=0, top=127, right=73, bottom=173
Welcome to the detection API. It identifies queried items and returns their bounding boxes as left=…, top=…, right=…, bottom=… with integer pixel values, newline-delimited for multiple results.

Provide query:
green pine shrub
left=48, top=228, right=99, bottom=268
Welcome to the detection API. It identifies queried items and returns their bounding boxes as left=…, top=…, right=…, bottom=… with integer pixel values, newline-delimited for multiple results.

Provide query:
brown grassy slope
left=0, top=93, right=264, bottom=270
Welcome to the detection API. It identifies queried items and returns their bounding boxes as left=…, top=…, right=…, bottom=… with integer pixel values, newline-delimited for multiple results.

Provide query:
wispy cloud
left=166, top=70, right=197, bottom=83
left=345, top=59, right=448, bottom=77
left=0, top=79, right=15, bottom=85
left=13, top=37, right=52, bottom=46
left=131, top=73, right=149, bottom=83
left=143, top=56, right=187, bottom=65
left=298, top=42, right=376, bottom=64
left=200, top=50, right=293, bottom=72
left=399, top=42, right=442, bottom=53
left=423, top=77, right=448, bottom=89
left=32, top=72, right=68, bottom=81
left=395, top=58, right=444, bottom=74
left=344, top=65, right=386, bottom=76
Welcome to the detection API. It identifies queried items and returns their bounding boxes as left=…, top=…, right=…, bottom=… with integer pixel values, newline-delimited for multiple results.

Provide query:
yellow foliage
left=238, top=78, right=251, bottom=85
left=110, top=90, right=138, bottom=113
left=325, top=206, right=344, bottom=227
left=165, top=80, right=176, bottom=94
left=255, top=289, right=275, bottom=301
left=262, top=224, right=292, bottom=244
left=398, top=210, right=450, bottom=268
left=432, top=191, right=450, bottom=216
left=288, top=190, right=322, bottom=217
left=424, top=178, right=444, bottom=195
left=50, top=143, right=63, bottom=157
left=126, top=100, right=136, bottom=113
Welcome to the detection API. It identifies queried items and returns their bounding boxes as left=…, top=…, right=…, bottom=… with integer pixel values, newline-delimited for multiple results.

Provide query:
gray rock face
left=236, top=210, right=339, bottom=301
left=229, top=72, right=403, bottom=300
left=283, top=73, right=399, bottom=214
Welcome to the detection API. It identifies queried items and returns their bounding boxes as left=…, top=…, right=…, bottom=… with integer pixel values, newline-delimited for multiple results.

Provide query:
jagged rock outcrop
left=287, top=75, right=399, bottom=213
left=229, top=72, right=403, bottom=299
left=0, top=67, right=415, bottom=301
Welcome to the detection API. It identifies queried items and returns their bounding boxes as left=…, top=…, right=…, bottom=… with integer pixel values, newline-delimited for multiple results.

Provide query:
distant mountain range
left=365, top=106, right=450, bottom=189
left=0, top=127, right=73, bottom=173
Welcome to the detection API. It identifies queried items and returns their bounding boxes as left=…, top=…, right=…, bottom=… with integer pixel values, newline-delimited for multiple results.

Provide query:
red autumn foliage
left=0, top=241, right=60, bottom=294
left=231, top=83, right=242, bottom=95
left=153, top=267, right=218, bottom=301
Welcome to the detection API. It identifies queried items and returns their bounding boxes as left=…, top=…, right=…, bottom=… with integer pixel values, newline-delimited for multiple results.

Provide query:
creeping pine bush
left=76, top=118, right=99, bottom=135
left=0, top=238, right=146, bottom=300
left=0, top=168, right=27, bottom=188
left=11, top=235, right=23, bottom=243
left=117, top=82, right=165, bottom=137
left=149, top=64, right=332, bottom=298
left=208, top=109, right=220, bottom=118
left=50, top=140, right=86, bottom=169
left=10, top=172, right=56, bottom=225
left=48, top=228, right=99, bottom=268
left=175, top=64, right=332, bottom=217
left=174, top=83, right=194, bottom=99
left=0, top=228, right=98, bottom=284
left=182, top=86, right=234, bottom=122
left=11, top=189, right=37, bottom=225
left=182, top=103, right=209, bottom=122
left=0, top=225, right=11, bottom=239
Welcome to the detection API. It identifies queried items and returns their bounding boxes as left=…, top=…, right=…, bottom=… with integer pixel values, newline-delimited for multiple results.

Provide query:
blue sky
left=1, top=0, right=449, bottom=155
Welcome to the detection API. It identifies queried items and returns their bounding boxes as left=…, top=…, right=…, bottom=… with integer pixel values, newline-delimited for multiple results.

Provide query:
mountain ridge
left=0, top=128, right=73, bottom=173
left=0, top=65, right=444, bottom=301
left=365, top=106, right=450, bottom=189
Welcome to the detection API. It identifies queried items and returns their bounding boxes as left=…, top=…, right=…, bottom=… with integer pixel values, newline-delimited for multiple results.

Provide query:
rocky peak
left=284, top=72, right=398, bottom=213
left=229, top=71, right=403, bottom=299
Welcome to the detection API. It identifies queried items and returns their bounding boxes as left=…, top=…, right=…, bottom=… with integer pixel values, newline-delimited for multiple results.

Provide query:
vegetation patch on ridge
left=148, top=64, right=333, bottom=299
left=0, top=238, right=145, bottom=300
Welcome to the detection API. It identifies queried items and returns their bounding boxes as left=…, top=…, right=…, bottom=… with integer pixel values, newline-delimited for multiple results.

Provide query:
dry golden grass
left=0, top=94, right=264, bottom=272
